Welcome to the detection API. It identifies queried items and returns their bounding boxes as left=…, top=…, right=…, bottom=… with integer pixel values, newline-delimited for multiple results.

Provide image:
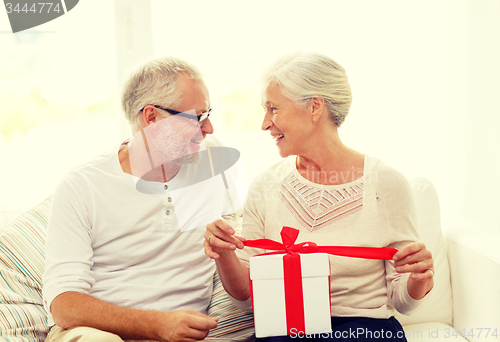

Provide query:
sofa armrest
left=445, top=225, right=500, bottom=341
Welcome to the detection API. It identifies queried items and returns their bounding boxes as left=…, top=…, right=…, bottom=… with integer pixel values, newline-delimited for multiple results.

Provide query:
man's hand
left=50, top=292, right=217, bottom=342
left=393, top=242, right=434, bottom=300
left=156, top=310, right=218, bottom=342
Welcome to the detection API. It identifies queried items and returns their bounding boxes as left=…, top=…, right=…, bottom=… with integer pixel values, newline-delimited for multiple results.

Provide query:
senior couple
left=43, top=53, right=434, bottom=342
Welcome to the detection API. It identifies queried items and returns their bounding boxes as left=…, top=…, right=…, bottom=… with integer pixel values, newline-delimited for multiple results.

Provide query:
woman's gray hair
left=121, top=56, right=203, bottom=132
left=263, top=52, right=352, bottom=126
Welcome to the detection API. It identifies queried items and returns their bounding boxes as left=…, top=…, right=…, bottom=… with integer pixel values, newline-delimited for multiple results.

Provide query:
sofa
left=1, top=177, right=499, bottom=341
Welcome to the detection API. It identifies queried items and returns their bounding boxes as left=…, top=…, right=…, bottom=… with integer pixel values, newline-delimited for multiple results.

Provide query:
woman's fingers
left=204, top=219, right=245, bottom=260
left=393, top=242, right=434, bottom=280
left=394, top=242, right=423, bottom=262
left=395, top=258, right=434, bottom=274
left=410, top=268, right=434, bottom=281
left=395, top=248, right=432, bottom=268
left=211, top=218, right=234, bottom=235
left=213, top=219, right=245, bottom=248
left=204, top=239, right=220, bottom=260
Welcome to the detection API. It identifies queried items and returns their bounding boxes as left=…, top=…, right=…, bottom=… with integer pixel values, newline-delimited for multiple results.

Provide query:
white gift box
left=249, top=253, right=332, bottom=337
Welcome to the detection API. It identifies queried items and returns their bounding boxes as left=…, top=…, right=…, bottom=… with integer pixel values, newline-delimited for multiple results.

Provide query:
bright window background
left=1, top=0, right=499, bottom=233
left=0, top=1, right=119, bottom=211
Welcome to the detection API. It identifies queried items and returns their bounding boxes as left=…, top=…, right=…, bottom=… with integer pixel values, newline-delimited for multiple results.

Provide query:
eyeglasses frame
left=141, top=105, right=211, bottom=127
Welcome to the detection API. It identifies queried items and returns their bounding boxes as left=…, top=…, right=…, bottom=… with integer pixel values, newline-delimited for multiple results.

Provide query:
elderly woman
left=205, top=52, right=434, bottom=341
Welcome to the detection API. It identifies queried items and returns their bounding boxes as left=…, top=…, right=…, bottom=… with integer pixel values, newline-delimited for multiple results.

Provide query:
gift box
left=244, top=226, right=398, bottom=338
left=249, top=252, right=332, bottom=337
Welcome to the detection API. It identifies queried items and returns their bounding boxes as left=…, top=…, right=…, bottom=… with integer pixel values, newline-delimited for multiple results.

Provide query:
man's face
left=149, top=75, right=212, bottom=166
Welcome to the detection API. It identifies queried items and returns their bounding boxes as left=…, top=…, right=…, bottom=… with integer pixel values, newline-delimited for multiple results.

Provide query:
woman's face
left=261, top=83, right=310, bottom=158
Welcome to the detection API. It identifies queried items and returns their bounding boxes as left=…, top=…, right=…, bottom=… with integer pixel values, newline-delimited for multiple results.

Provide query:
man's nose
left=201, top=118, right=214, bottom=135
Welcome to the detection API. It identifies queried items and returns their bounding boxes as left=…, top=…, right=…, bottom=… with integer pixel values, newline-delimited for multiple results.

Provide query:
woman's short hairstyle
left=263, top=52, right=352, bottom=126
left=121, top=56, right=203, bottom=132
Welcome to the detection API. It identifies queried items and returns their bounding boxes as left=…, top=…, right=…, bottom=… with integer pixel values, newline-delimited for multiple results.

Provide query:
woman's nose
left=261, top=112, right=273, bottom=131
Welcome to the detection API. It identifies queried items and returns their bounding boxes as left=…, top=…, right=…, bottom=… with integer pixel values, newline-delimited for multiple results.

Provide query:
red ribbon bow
left=244, top=226, right=398, bottom=336
left=243, top=226, right=398, bottom=260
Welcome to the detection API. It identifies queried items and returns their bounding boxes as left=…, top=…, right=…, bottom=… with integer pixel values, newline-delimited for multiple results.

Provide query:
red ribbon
left=245, top=226, right=398, bottom=335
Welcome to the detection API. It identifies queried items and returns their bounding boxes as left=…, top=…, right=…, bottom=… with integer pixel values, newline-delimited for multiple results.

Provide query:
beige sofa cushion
left=396, top=177, right=453, bottom=327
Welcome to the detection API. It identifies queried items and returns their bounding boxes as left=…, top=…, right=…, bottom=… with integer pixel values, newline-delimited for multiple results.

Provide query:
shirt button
left=168, top=197, right=172, bottom=202
left=166, top=210, right=171, bottom=215
left=164, top=185, right=168, bottom=190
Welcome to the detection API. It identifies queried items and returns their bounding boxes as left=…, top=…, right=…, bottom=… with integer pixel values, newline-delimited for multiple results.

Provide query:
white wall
left=444, top=0, right=500, bottom=230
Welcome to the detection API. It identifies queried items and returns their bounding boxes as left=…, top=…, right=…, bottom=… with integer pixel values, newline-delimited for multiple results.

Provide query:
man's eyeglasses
left=141, top=105, right=212, bottom=127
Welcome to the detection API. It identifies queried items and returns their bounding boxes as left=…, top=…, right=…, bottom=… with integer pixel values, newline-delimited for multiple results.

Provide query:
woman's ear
left=310, top=95, right=325, bottom=123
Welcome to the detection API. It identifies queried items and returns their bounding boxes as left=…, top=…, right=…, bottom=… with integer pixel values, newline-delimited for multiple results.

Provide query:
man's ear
left=142, top=105, right=158, bottom=129
left=310, top=95, right=325, bottom=123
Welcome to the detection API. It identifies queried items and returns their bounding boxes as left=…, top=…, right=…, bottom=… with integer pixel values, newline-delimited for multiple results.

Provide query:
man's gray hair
left=121, top=56, right=203, bottom=132
left=262, top=52, right=352, bottom=126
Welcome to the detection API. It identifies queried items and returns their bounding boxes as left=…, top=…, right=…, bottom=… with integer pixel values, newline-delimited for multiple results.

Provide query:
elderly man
left=43, top=57, right=243, bottom=342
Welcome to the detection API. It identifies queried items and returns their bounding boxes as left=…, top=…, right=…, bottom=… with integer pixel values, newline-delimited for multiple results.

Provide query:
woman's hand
left=204, top=219, right=246, bottom=260
left=204, top=219, right=250, bottom=300
left=393, top=242, right=434, bottom=299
